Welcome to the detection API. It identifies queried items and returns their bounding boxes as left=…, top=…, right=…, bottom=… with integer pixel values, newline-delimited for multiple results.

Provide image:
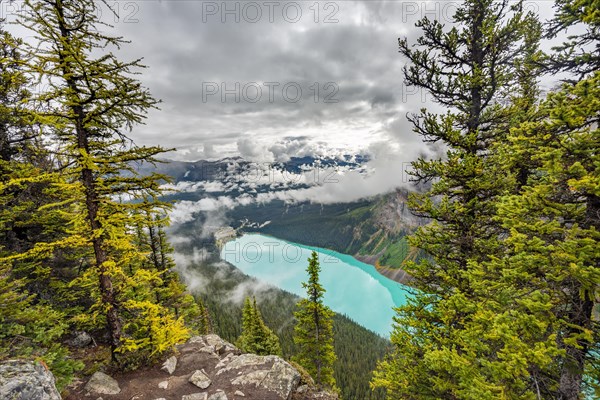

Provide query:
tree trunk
left=468, top=0, right=484, bottom=139
left=559, top=286, right=593, bottom=400
left=559, top=194, right=599, bottom=398
left=313, top=295, right=321, bottom=386
left=55, top=1, right=122, bottom=356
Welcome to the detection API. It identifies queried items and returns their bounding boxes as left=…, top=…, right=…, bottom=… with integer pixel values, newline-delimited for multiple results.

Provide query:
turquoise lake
left=220, top=233, right=412, bottom=337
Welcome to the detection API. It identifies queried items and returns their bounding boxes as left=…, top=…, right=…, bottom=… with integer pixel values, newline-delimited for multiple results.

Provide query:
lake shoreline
left=242, top=231, right=414, bottom=287
left=221, top=233, right=412, bottom=337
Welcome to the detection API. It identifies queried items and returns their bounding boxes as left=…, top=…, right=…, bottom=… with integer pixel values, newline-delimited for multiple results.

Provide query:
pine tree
left=293, top=251, right=336, bottom=389
left=16, top=0, right=189, bottom=363
left=373, top=1, right=546, bottom=398
left=237, top=296, right=281, bottom=356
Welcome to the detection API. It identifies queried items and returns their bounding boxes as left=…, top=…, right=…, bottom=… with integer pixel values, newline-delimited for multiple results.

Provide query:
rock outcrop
left=66, top=334, right=337, bottom=400
left=0, top=360, right=62, bottom=400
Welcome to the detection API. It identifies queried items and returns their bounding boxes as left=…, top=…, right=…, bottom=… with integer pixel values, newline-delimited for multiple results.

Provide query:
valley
left=169, top=221, right=390, bottom=400
left=149, top=156, right=426, bottom=285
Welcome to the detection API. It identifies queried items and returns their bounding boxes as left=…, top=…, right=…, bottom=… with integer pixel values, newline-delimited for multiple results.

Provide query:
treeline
left=0, top=0, right=208, bottom=388
left=373, top=1, right=599, bottom=399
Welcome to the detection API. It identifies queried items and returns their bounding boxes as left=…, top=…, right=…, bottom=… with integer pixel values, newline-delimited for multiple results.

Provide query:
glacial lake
left=220, top=233, right=412, bottom=337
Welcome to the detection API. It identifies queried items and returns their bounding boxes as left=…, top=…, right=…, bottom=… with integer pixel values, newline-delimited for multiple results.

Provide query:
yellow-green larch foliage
left=15, top=0, right=189, bottom=364
left=293, top=251, right=336, bottom=389
left=0, top=23, right=83, bottom=388
left=132, top=203, right=202, bottom=332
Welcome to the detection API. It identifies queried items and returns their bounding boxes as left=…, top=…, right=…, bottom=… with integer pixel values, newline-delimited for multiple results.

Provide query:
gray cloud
left=8, top=0, right=558, bottom=167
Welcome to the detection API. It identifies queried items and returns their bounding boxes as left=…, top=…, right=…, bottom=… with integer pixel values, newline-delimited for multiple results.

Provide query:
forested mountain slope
left=227, top=189, right=425, bottom=283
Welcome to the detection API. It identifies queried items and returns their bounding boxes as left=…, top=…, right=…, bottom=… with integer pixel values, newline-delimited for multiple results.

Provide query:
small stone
left=189, top=369, right=211, bottom=389
left=68, top=331, right=93, bottom=347
left=208, top=390, right=228, bottom=400
left=158, top=380, right=169, bottom=389
left=161, top=355, right=178, bottom=375
left=182, top=394, right=208, bottom=400
left=84, top=371, right=121, bottom=395
left=234, top=390, right=245, bottom=397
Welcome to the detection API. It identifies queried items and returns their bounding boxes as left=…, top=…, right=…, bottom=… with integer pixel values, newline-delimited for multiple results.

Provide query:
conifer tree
left=293, top=251, right=336, bottom=389
left=16, top=0, right=189, bottom=362
left=489, top=76, right=599, bottom=398
left=132, top=204, right=201, bottom=331
left=0, top=21, right=84, bottom=388
left=373, top=1, right=545, bottom=398
left=197, top=297, right=212, bottom=335
left=545, top=0, right=600, bottom=79
left=483, top=3, right=600, bottom=397
left=237, top=296, right=281, bottom=356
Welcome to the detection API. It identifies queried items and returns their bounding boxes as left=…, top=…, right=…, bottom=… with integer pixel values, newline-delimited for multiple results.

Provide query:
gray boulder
left=225, top=355, right=300, bottom=399
left=84, top=371, right=121, bottom=395
left=0, top=360, right=61, bottom=400
left=260, top=358, right=301, bottom=399
left=67, top=331, right=93, bottom=347
left=216, top=354, right=271, bottom=375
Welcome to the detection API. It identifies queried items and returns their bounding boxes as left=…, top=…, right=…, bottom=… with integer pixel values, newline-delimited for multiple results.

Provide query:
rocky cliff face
left=0, top=335, right=336, bottom=400
left=351, top=189, right=425, bottom=284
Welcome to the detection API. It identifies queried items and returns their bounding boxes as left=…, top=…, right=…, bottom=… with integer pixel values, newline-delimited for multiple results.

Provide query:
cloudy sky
left=6, top=0, right=556, bottom=164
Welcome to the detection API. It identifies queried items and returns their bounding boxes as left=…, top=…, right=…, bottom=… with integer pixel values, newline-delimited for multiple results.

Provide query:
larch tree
left=17, top=0, right=189, bottom=363
left=132, top=202, right=201, bottom=331
left=293, top=251, right=336, bottom=389
left=373, top=0, right=545, bottom=398
left=0, top=21, right=84, bottom=388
